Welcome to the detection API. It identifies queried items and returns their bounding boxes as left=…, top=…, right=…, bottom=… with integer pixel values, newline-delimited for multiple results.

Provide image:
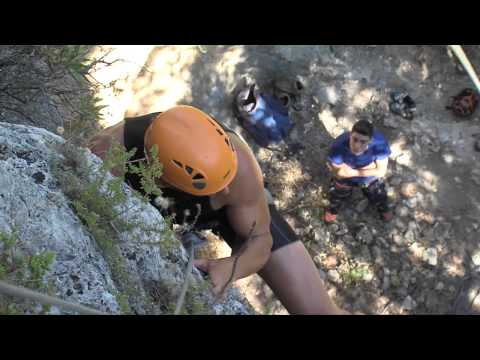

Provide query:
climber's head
left=349, top=119, right=373, bottom=155
left=144, top=105, right=238, bottom=196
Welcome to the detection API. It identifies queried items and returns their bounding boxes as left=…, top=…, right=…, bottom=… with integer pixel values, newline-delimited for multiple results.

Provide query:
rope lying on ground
left=0, top=280, right=106, bottom=315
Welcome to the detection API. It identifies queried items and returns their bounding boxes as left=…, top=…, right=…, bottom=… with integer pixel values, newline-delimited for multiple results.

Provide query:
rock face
left=0, top=122, right=253, bottom=315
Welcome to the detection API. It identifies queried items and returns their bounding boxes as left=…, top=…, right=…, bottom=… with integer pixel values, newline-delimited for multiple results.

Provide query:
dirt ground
left=122, top=45, right=480, bottom=315
left=3, top=45, right=480, bottom=314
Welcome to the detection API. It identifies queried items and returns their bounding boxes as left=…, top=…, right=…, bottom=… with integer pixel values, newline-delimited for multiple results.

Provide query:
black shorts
left=211, top=204, right=299, bottom=253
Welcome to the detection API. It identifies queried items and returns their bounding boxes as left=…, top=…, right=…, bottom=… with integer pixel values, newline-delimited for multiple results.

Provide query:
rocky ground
left=3, top=45, right=480, bottom=314
left=123, top=45, right=480, bottom=315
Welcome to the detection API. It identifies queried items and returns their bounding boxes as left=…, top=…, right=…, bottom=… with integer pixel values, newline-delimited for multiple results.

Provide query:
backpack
left=233, top=83, right=295, bottom=147
left=446, top=88, right=479, bottom=118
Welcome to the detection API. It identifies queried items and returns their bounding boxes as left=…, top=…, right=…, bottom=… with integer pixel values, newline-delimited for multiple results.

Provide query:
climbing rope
left=174, top=243, right=195, bottom=315
left=0, top=280, right=106, bottom=315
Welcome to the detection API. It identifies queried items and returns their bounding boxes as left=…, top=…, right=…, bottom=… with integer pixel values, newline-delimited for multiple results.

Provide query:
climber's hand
left=194, top=257, right=237, bottom=299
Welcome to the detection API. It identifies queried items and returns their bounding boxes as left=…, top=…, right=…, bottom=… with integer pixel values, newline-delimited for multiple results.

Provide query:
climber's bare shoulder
left=87, top=121, right=125, bottom=160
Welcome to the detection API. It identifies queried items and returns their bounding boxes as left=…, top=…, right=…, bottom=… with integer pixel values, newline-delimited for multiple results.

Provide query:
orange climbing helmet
left=144, top=105, right=238, bottom=196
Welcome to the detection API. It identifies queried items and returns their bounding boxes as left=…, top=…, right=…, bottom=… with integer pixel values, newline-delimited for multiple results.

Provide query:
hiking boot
left=380, top=210, right=394, bottom=222
left=324, top=210, right=337, bottom=223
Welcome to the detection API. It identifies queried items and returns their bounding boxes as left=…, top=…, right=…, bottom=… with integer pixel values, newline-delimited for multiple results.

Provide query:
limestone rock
left=0, top=122, right=253, bottom=315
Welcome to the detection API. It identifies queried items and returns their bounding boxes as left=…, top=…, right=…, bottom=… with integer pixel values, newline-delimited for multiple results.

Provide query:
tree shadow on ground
left=126, top=45, right=480, bottom=314
left=322, top=45, right=480, bottom=314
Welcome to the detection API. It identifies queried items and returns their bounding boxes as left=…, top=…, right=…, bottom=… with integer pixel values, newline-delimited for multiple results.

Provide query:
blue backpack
left=233, top=84, right=295, bottom=148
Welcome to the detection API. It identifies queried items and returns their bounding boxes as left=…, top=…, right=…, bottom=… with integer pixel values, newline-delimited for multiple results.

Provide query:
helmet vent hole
left=225, top=138, right=230, bottom=147
left=185, top=166, right=193, bottom=174
left=216, top=129, right=224, bottom=136
left=208, top=119, right=217, bottom=126
left=173, top=160, right=183, bottom=168
left=223, top=170, right=231, bottom=179
left=193, top=173, right=204, bottom=180
left=192, top=182, right=206, bottom=190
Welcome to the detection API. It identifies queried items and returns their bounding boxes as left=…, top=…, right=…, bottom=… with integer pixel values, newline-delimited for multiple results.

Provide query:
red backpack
left=446, top=88, right=479, bottom=118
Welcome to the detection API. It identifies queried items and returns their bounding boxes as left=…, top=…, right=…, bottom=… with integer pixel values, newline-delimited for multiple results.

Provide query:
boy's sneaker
left=324, top=210, right=338, bottom=223
left=380, top=210, right=394, bottom=222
